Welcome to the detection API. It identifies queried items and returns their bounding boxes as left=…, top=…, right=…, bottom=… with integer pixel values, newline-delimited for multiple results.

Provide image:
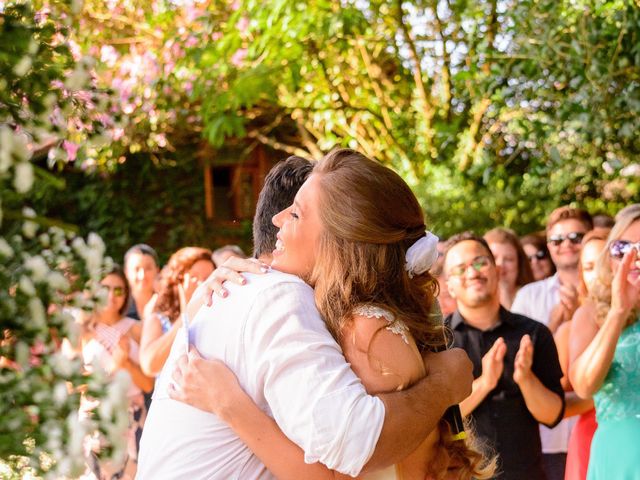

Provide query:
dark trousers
left=542, top=453, right=567, bottom=480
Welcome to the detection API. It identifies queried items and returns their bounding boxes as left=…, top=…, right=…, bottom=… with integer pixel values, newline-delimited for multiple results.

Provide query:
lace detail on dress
left=353, top=304, right=410, bottom=345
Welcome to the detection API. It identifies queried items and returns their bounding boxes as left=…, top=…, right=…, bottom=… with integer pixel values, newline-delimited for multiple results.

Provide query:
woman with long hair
left=170, top=149, right=495, bottom=479
left=139, top=247, right=214, bottom=376
left=521, top=233, right=556, bottom=282
left=569, top=205, right=640, bottom=479
left=81, top=265, right=154, bottom=479
left=553, top=230, right=608, bottom=480
left=484, top=227, right=534, bottom=308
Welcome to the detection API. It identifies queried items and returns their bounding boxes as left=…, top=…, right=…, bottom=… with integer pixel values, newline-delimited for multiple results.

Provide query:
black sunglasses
left=527, top=250, right=548, bottom=261
left=547, top=232, right=585, bottom=247
left=609, top=240, right=640, bottom=260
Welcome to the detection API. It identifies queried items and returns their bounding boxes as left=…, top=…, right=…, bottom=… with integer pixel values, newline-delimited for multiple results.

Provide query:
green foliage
left=20, top=0, right=640, bottom=262
left=180, top=0, right=640, bottom=235
left=29, top=149, right=240, bottom=263
left=1, top=2, right=127, bottom=477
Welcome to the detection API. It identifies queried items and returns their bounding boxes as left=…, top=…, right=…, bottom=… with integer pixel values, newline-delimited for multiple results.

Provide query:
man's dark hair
left=442, top=231, right=495, bottom=268
left=592, top=213, right=615, bottom=229
left=124, top=243, right=159, bottom=268
left=253, top=156, right=314, bottom=258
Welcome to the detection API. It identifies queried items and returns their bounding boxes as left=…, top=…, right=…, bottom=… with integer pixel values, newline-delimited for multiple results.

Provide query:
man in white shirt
left=137, top=157, right=473, bottom=479
left=511, top=206, right=593, bottom=480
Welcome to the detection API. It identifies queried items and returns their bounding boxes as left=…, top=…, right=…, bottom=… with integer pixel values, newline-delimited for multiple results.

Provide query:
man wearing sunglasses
left=511, top=206, right=593, bottom=480
left=443, top=232, right=564, bottom=480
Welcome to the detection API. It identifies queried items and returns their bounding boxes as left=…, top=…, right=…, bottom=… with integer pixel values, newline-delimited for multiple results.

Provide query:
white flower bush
left=1, top=2, right=127, bottom=478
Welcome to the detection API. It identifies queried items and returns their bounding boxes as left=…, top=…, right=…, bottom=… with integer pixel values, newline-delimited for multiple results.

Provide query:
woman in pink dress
left=82, top=266, right=154, bottom=479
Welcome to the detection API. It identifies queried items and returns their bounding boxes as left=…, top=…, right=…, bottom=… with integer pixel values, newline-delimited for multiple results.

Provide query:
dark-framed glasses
left=100, top=284, right=125, bottom=297
left=448, top=255, right=492, bottom=277
left=609, top=240, right=640, bottom=260
left=527, top=250, right=548, bottom=261
left=547, top=232, right=585, bottom=247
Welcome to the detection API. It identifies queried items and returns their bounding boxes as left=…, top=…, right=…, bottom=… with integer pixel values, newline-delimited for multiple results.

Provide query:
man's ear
left=446, top=277, right=457, bottom=300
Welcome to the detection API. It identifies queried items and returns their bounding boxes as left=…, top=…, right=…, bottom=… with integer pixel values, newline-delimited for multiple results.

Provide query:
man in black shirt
left=443, top=232, right=565, bottom=480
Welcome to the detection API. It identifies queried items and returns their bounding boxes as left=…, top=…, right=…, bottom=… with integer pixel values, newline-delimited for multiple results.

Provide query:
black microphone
left=435, top=324, right=466, bottom=441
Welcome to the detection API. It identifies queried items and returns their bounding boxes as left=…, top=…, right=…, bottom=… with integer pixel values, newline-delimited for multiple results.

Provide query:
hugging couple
left=137, top=149, right=495, bottom=480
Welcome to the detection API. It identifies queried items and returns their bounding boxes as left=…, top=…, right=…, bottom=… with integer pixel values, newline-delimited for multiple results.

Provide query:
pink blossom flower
left=211, top=32, right=223, bottom=41
left=112, top=128, right=125, bottom=141
left=67, top=39, right=82, bottom=61
left=185, top=35, right=199, bottom=48
left=100, top=45, right=119, bottom=68
left=236, top=16, right=250, bottom=33
left=230, top=48, right=248, bottom=67
left=63, top=140, right=79, bottom=161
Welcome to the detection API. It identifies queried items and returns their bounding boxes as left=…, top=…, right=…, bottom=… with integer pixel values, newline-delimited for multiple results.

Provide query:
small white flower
left=12, top=132, right=31, bottom=162
left=28, top=39, right=39, bottom=55
left=13, top=56, right=32, bottom=76
left=52, top=382, right=68, bottom=406
left=87, top=232, right=105, bottom=255
left=19, top=275, right=37, bottom=296
left=14, top=162, right=34, bottom=193
left=25, top=255, right=49, bottom=281
left=28, top=297, right=46, bottom=328
left=0, top=237, right=13, bottom=258
left=50, top=352, right=74, bottom=377
left=64, top=65, right=88, bottom=91
left=39, top=233, right=51, bottom=247
left=47, top=271, right=69, bottom=291
left=621, top=163, right=640, bottom=177
left=15, top=341, right=29, bottom=366
left=0, top=126, right=13, bottom=172
left=22, top=219, right=38, bottom=238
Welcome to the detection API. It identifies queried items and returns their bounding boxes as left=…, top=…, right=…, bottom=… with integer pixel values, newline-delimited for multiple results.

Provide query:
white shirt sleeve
left=242, top=280, right=385, bottom=476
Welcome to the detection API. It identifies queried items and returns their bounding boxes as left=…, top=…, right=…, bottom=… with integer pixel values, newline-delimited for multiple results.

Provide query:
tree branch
left=396, top=0, right=435, bottom=155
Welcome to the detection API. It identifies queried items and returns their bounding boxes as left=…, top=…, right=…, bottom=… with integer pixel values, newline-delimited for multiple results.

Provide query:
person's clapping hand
left=558, top=284, right=579, bottom=318
left=611, top=248, right=640, bottom=317
left=112, top=334, right=131, bottom=371
left=480, top=337, right=507, bottom=391
left=168, top=346, right=248, bottom=419
left=513, top=335, right=534, bottom=385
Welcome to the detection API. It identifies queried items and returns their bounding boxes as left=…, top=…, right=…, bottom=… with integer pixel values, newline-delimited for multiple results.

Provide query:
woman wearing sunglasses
left=81, top=265, right=154, bottom=478
left=569, top=204, right=640, bottom=480
left=521, top=233, right=556, bottom=281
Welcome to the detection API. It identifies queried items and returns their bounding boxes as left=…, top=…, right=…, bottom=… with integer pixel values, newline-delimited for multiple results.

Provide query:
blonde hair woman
left=569, top=205, right=640, bottom=479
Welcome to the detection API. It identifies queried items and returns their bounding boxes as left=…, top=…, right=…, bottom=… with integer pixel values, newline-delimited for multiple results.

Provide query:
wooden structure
left=198, top=142, right=275, bottom=225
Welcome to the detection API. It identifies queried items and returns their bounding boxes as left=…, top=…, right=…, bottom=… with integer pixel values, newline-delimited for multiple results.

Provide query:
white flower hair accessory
left=405, top=231, right=439, bottom=278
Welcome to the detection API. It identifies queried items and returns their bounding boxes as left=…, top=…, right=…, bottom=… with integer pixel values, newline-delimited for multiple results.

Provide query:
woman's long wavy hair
left=309, top=149, right=496, bottom=480
left=153, top=247, right=213, bottom=323
left=591, top=204, right=640, bottom=327
left=484, top=227, right=534, bottom=288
